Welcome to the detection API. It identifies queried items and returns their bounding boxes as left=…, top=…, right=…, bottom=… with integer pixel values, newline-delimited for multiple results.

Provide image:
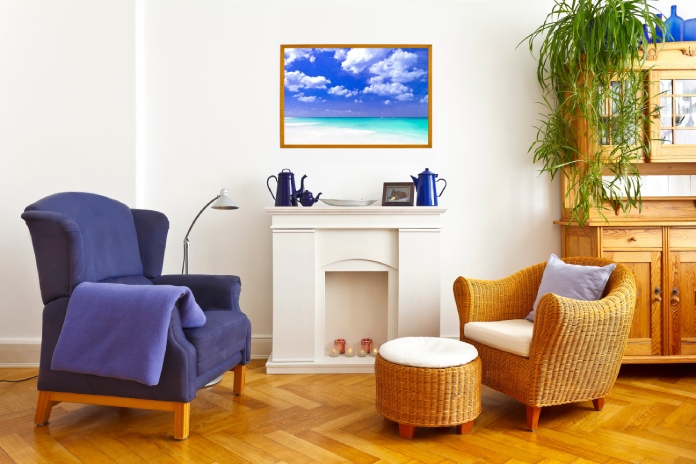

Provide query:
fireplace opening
left=324, top=271, right=388, bottom=356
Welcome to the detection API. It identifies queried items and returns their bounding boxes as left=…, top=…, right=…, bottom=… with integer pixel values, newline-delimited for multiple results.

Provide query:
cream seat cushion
left=463, top=319, right=534, bottom=357
left=379, top=337, right=478, bottom=368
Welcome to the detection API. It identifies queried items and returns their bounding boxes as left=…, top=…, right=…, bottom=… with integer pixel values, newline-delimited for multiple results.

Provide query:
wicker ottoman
left=375, top=337, right=481, bottom=439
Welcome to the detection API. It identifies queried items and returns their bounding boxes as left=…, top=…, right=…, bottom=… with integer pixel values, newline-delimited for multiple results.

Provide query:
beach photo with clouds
left=282, top=46, right=430, bottom=147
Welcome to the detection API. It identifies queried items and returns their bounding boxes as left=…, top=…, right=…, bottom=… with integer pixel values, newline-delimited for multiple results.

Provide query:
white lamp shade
left=211, top=188, right=238, bottom=210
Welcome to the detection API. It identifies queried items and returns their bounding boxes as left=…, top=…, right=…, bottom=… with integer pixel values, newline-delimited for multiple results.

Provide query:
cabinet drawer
left=669, top=228, right=696, bottom=249
left=602, top=228, right=662, bottom=249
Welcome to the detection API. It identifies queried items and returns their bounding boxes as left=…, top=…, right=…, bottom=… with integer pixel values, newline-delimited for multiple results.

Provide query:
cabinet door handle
left=654, top=287, right=662, bottom=303
left=629, top=237, right=638, bottom=242
left=671, top=287, right=680, bottom=304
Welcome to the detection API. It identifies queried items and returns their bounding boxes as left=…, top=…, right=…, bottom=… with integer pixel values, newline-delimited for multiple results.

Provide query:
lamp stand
left=182, top=195, right=219, bottom=274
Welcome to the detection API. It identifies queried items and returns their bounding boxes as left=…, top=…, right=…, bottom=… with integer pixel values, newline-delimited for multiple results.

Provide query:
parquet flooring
left=0, top=362, right=695, bottom=463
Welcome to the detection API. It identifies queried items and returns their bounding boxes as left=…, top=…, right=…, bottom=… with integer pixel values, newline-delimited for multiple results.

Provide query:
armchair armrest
left=527, top=265, right=636, bottom=404
left=151, top=274, right=241, bottom=312
left=531, top=290, right=636, bottom=364
left=453, top=263, right=545, bottom=339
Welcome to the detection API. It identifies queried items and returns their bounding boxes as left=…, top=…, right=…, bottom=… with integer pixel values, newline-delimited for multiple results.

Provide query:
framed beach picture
left=281, top=45, right=431, bottom=148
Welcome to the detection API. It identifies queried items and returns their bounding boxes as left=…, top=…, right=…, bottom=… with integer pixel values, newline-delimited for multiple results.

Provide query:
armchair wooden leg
left=526, top=405, right=541, bottom=432
left=173, top=402, right=190, bottom=440
left=592, top=398, right=605, bottom=411
left=456, top=420, right=473, bottom=435
left=399, top=424, right=416, bottom=439
left=233, top=364, right=246, bottom=396
left=34, top=391, right=57, bottom=426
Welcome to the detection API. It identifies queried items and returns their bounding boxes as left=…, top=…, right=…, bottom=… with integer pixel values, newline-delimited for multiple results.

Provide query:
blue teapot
left=411, top=168, right=447, bottom=206
left=293, top=175, right=322, bottom=207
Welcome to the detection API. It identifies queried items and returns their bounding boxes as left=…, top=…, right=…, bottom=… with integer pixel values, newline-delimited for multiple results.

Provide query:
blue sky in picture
left=283, top=47, right=429, bottom=118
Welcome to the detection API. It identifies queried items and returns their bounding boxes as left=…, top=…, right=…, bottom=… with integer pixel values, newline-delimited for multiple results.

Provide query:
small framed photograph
left=382, top=182, right=415, bottom=206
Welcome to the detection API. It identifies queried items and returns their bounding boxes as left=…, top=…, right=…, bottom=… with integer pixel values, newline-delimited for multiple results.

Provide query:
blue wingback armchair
left=22, top=192, right=251, bottom=440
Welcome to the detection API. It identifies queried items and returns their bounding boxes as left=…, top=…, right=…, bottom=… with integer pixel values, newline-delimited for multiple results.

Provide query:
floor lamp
left=181, top=188, right=238, bottom=387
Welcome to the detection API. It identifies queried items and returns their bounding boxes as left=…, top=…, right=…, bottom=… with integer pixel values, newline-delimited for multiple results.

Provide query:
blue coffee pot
left=267, top=169, right=301, bottom=206
left=411, top=168, right=447, bottom=206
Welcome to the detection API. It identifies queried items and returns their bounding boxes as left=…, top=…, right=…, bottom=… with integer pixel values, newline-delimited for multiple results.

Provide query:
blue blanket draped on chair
left=51, top=282, right=206, bottom=386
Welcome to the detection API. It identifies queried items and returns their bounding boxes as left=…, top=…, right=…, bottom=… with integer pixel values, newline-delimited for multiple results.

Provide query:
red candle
left=334, top=339, right=346, bottom=355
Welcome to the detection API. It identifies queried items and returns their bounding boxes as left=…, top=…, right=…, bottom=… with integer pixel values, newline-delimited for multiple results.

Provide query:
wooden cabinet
left=562, top=225, right=696, bottom=363
left=557, top=45, right=696, bottom=363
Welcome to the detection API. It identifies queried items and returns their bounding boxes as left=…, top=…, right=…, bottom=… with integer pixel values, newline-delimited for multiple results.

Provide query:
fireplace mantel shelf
left=266, top=206, right=447, bottom=215
left=266, top=206, right=446, bottom=374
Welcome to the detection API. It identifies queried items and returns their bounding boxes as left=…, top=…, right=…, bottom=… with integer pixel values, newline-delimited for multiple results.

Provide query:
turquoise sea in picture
left=284, top=117, right=429, bottom=145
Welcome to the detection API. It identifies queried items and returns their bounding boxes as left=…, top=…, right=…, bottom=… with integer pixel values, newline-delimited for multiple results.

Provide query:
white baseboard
left=0, top=339, right=41, bottom=366
left=251, top=335, right=272, bottom=359
left=0, top=335, right=273, bottom=367
left=0, top=336, right=466, bottom=367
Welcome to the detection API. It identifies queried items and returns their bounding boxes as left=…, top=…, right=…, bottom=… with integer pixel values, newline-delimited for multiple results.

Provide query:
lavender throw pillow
left=525, top=254, right=616, bottom=322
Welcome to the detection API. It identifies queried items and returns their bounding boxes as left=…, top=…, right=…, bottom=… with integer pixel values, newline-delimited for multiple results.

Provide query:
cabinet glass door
left=651, top=71, right=696, bottom=161
left=598, top=81, right=640, bottom=147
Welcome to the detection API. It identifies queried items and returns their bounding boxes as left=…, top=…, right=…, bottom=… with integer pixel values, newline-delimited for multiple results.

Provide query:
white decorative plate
left=320, top=199, right=378, bottom=207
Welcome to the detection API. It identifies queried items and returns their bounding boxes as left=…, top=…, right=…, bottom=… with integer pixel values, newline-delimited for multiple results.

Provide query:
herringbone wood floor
left=0, top=361, right=695, bottom=463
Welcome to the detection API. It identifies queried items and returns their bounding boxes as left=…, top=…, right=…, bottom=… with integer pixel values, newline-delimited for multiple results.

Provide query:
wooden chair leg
left=233, top=364, right=246, bottom=396
left=173, top=402, right=190, bottom=440
left=456, top=420, right=473, bottom=435
left=592, top=398, right=605, bottom=411
left=526, top=405, right=541, bottom=432
left=399, top=423, right=416, bottom=439
left=34, top=391, right=57, bottom=426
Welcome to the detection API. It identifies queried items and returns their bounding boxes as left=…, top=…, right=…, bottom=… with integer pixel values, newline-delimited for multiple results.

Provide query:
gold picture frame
left=281, top=44, right=432, bottom=148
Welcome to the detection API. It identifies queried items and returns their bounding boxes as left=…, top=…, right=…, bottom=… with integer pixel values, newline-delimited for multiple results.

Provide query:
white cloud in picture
left=340, top=48, right=390, bottom=74
left=284, top=48, right=314, bottom=67
left=284, top=70, right=331, bottom=92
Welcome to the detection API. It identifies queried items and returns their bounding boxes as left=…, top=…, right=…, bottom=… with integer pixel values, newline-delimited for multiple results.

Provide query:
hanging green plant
left=523, top=0, right=665, bottom=226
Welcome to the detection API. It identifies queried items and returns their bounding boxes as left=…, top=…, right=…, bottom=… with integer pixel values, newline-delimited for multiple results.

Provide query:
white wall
left=0, top=0, right=567, bottom=362
left=5, top=0, right=696, bottom=362
left=0, top=1, right=135, bottom=360
left=142, top=0, right=560, bottom=341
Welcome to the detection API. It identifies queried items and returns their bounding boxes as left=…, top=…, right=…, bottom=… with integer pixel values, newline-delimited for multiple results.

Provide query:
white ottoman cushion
left=464, top=319, right=534, bottom=357
left=379, top=337, right=478, bottom=368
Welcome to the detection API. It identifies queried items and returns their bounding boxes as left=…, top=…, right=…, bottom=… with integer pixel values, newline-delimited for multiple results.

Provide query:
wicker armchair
left=453, top=257, right=636, bottom=431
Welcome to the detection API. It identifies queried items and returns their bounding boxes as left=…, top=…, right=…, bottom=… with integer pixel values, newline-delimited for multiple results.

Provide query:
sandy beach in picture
left=284, top=117, right=428, bottom=145
left=282, top=46, right=430, bottom=146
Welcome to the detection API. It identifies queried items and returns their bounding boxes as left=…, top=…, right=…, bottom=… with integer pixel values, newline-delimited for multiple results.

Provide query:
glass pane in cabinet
left=660, top=97, right=673, bottom=127
left=674, top=97, right=696, bottom=127
left=674, top=130, right=696, bottom=144
left=662, top=130, right=673, bottom=144
left=675, top=80, right=696, bottom=94
left=610, top=81, right=621, bottom=115
left=599, top=118, right=610, bottom=145
left=660, top=79, right=673, bottom=94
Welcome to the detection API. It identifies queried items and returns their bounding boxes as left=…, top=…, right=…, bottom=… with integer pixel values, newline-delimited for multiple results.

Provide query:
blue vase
left=655, top=14, right=664, bottom=42
left=643, top=24, right=652, bottom=44
left=666, top=5, right=684, bottom=42
left=685, top=18, right=696, bottom=41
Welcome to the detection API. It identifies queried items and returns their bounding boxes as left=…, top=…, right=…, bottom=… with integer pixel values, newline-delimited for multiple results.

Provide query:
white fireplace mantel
left=265, top=205, right=446, bottom=374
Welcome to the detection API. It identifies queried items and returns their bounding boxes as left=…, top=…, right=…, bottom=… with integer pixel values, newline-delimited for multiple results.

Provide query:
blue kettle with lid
left=267, top=169, right=299, bottom=206
left=411, top=168, right=447, bottom=206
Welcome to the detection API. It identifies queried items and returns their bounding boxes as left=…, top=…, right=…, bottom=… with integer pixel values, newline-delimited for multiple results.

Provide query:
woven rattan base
left=374, top=353, right=482, bottom=438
